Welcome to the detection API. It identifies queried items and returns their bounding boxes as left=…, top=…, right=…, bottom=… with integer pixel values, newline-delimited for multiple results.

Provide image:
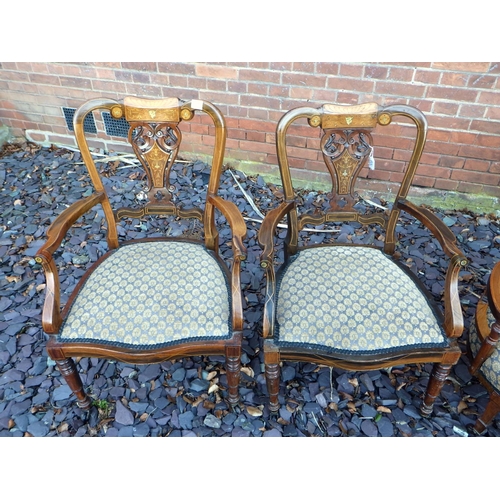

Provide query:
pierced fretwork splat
left=321, top=129, right=373, bottom=211
left=129, top=122, right=181, bottom=204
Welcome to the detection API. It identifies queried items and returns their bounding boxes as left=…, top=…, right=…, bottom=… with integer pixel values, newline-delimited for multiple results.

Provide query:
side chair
left=258, top=102, right=468, bottom=416
left=468, top=261, right=500, bottom=434
left=35, top=96, right=246, bottom=409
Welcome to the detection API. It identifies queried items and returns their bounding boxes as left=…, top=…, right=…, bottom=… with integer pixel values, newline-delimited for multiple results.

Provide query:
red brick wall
left=1, top=62, right=500, bottom=197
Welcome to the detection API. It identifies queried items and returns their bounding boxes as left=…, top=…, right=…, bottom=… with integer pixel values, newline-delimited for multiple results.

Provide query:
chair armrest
left=396, top=199, right=468, bottom=338
left=207, top=194, right=247, bottom=261
left=396, top=199, right=467, bottom=264
left=258, top=200, right=295, bottom=267
left=206, top=194, right=247, bottom=332
left=34, top=191, right=106, bottom=334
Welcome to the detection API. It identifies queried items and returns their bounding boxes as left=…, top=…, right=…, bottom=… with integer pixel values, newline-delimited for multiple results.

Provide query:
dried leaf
left=6, top=276, right=21, bottom=283
left=57, top=422, right=69, bottom=433
left=457, top=400, right=468, bottom=414
left=339, top=391, right=353, bottom=401
left=206, top=371, right=218, bottom=381
left=203, top=400, right=216, bottom=410
left=14, top=199, right=23, bottom=206
left=139, top=413, right=149, bottom=422
left=348, top=377, right=358, bottom=388
left=208, top=383, right=219, bottom=394
left=376, top=406, right=392, bottom=414
left=191, top=396, right=205, bottom=408
left=347, top=401, right=357, bottom=413
left=36, top=284, right=46, bottom=292
left=246, top=406, right=263, bottom=417
left=241, top=367, right=254, bottom=378
left=8, top=419, right=15, bottom=430
left=328, top=402, right=338, bottom=412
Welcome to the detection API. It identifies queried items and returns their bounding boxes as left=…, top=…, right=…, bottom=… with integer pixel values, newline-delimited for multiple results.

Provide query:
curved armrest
left=396, top=199, right=468, bottom=338
left=396, top=199, right=467, bottom=264
left=207, top=194, right=247, bottom=261
left=206, top=194, right=247, bottom=332
left=443, top=254, right=466, bottom=338
left=35, top=191, right=106, bottom=334
left=258, top=200, right=295, bottom=267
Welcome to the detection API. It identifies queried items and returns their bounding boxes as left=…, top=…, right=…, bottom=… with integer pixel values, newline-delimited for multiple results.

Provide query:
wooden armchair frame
left=35, top=97, right=246, bottom=409
left=469, top=263, right=500, bottom=434
left=258, top=102, right=467, bottom=415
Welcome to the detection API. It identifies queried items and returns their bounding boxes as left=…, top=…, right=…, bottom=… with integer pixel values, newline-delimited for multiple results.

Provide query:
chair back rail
left=73, top=97, right=227, bottom=253
left=275, top=103, right=427, bottom=256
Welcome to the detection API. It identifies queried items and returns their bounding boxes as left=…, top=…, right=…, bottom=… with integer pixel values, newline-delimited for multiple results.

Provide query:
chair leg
left=420, top=363, right=452, bottom=417
left=265, top=362, right=281, bottom=413
left=225, top=345, right=241, bottom=406
left=473, top=391, right=500, bottom=435
left=264, top=341, right=281, bottom=412
left=55, top=358, right=92, bottom=410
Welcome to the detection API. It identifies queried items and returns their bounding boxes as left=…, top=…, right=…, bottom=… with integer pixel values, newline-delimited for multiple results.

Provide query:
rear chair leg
left=225, top=345, right=241, bottom=406
left=55, top=358, right=92, bottom=410
left=420, top=363, right=452, bottom=417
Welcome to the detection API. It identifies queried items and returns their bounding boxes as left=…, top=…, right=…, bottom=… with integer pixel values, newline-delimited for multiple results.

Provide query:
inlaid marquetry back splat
left=124, top=97, right=182, bottom=206
left=276, top=102, right=428, bottom=255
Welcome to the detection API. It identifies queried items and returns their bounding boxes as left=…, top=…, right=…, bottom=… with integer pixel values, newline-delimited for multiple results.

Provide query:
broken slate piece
left=114, top=400, right=134, bottom=426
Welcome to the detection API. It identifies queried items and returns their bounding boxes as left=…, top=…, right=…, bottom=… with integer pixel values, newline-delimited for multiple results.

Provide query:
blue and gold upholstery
left=59, top=241, right=231, bottom=348
left=469, top=306, right=500, bottom=392
left=275, top=246, right=448, bottom=354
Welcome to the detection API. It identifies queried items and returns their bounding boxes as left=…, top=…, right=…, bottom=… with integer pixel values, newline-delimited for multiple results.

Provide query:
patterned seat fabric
left=59, top=241, right=231, bottom=348
left=469, top=306, right=500, bottom=393
left=275, top=246, right=448, bottom=354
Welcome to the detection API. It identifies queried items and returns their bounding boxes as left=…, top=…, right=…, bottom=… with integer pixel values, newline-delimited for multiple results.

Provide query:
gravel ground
left=1, top=141, right=499, bottom=437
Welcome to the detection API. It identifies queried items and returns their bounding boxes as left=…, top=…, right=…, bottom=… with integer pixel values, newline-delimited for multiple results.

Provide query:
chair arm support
left=206, top=195, right=247, bottom=332
left=444, top=254, right=466, bottom=338
left=207, top=194, right=247, bottom=261
left=397, top=199, right=468, bottom=339
left=34, top=191, right=106, bottom=334
left=258, top=200, right=295, bottom=267
left=396, top=199, right=468, bottom=264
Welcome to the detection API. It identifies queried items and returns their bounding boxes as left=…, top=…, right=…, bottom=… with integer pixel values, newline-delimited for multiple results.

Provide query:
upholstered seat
left=469, top=306, right=500, bottom=393
left=275, top=246, right=447, bottom=353
left=59, top=241, right=232, bottom=348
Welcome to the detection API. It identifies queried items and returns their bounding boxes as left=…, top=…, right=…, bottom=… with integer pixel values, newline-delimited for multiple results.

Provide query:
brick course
left=1, top=62, right=500, bottom=197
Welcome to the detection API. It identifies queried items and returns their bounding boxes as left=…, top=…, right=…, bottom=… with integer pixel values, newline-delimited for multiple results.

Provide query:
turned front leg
left=225, top=344, right=241, bottom=406
left=55, top=358, right=92, bottom=410
left=420, top=363, right=452, bottom=417
left=264, top=342, right=281, bottom=412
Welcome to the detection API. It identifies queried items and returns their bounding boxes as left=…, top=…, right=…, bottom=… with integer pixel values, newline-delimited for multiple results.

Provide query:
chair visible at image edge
left=469, top=261, right=500, bottom=434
